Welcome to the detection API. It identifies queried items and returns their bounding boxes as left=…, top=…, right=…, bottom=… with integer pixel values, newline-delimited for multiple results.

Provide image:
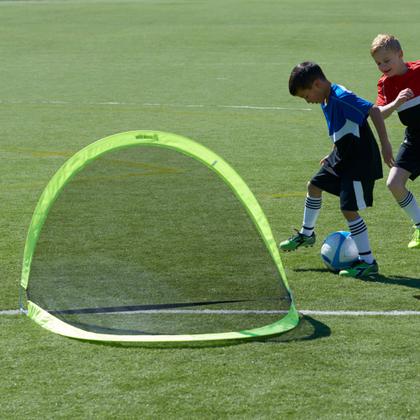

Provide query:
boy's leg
left=387, top=166, right=420, bottom=248
left=279, top=167, right=339, bottom=252
left=337, top=179, right=378, bottom=278
left=300, top=182, right=322, bottom=236
left=278, top=182, right=321, bottom=251
left=344, top=212, right=374, bottom=263
left=339, top=211, right=379, bottom=278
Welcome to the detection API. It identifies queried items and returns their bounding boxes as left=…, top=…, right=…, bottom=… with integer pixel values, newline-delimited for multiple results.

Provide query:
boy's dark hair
left=289, top=62, right=327, bottom=96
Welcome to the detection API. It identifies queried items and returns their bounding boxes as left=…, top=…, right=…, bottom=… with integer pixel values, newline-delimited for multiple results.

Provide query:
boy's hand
left=394, top=88, right=414, bottom=107
left=320, top=147, right=334, bottom=165
left=319, top=154, right=331, bottom=165
left=379, top=89, right=414, bottom=119
left=381, top=142, right=394, bottom=168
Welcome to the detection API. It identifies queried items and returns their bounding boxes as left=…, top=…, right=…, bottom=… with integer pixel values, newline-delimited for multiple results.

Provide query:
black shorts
left=395, top=138, right=420, bottom=181
left=310, top=166, right=375, bottom=211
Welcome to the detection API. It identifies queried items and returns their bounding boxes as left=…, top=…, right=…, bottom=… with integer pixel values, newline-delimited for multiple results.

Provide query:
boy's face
left=295, top=80, right=328, bottom=104
left=372, top=48, right=406, bottom=77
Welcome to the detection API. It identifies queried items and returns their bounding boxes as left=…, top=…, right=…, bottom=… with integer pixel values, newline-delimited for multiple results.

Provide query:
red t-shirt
left=376, top=60, right=420, bottom=128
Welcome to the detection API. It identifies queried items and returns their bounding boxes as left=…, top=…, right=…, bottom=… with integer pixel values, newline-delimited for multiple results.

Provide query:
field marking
left=264, top=192, right=307, bottom=198
left=2, top=309, right=420, bottom=316
left=219, top=105, right=311, bottom=111
left=0, top=99, right=312, bottom=112
left=1, top=310, right=22, bottom=316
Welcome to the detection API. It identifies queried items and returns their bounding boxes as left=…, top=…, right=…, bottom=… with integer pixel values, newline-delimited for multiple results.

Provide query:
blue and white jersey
left=321, top=84, right=382, bottom=181
left=322, top=84, right=372, bottom=143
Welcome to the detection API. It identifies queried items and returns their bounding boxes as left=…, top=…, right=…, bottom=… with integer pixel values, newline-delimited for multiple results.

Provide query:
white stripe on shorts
left=353, top=181, right=366, bottom=210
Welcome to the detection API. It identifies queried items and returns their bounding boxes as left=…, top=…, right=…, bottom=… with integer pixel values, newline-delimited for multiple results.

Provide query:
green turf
left=1, top=0, right=419, bottom=417
left=1, top=315, right=419, bottom=418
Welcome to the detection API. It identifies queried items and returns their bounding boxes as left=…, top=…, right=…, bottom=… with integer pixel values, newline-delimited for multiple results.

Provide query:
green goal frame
left=20, top=130, right=299, bottom=344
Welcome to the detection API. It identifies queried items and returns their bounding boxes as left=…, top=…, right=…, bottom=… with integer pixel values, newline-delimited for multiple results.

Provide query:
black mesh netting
left=27, top=146, right=291, bottom=335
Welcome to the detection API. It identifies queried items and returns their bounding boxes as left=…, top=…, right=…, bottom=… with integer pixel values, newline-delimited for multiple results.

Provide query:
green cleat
left=339, top=260, right=379, bottom=278
left=279, top=231, right=316, bottom=252
left=408, top=227, right=420, bottom=249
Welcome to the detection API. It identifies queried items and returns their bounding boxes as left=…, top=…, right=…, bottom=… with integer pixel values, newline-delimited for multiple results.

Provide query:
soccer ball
left=320, top=231, right=359, bottom=272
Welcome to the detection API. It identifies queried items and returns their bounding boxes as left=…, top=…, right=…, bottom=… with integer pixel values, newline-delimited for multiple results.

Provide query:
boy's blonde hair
left=370, top=34, right=402, bottom=55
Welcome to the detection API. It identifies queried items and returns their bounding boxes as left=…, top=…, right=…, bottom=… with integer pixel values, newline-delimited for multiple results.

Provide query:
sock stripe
left=301, top=196, right=322, bottom=236
left=348, top=217, right=373, bottom=263
left=305, top=197, right=322, bottom=210
left=350, top=226, right=367, bottom=236
left=348, top=218, right=364, bottom=228
left=305, top=196, right=322, bottom=202
left=349, top=219, right=367, bottom=236
left=397, top=191, right=420, bottom=225
left=306, top=204, right=321, bottom=210
left=398, top=192, right=413, bottom=208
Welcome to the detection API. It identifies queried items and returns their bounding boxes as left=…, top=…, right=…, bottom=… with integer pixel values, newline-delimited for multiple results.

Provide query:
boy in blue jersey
left=279, top=62, right=394, bottom=278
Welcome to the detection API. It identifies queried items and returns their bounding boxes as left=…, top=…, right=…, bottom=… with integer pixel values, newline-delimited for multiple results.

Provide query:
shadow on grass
left=294, top=268, right=331, bottom=274
left=364, top=274, right=420, bottom=290
left=294, top=267, right=420, bottom=290
left=264, top=315, right=331, bottom=343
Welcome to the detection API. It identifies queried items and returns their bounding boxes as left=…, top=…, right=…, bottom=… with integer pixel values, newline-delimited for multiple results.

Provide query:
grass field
left=1, top=0, right=419, bottom=418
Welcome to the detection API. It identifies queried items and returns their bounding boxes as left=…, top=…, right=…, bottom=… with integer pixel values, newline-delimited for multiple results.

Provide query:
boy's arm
left=379, top=88, right=414, bottom=119
left=369, top=105, right=394, bottom=167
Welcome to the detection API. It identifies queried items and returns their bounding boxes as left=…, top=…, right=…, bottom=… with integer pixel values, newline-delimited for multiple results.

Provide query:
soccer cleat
left=339, top=259, right=379, bottom=278
left=279, top=231, right=316, bottom=252
left=408, top=227, right=420, bottom=249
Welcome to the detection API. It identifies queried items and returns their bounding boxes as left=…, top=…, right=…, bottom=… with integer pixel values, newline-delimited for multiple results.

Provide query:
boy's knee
left=386, top=167, right=410, bottom=193
left=307, top=182, right=322, bottom=197
left=341, top=209, right=359, bottom=222
left=386, top=176, right=402, bottom=192
left=386, top=173, right=408, bottom=201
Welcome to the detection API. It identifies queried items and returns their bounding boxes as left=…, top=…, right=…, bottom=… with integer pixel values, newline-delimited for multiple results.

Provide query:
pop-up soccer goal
left=20, top=131, right=299, bottom=344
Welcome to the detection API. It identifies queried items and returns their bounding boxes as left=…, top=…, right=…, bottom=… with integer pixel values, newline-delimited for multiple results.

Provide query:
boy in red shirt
left=371, top=34, right=420, bottom=248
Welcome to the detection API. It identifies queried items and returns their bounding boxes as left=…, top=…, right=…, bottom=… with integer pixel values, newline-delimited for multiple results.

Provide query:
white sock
left=398, top=191, right=420, bottom=227
left=348, top=217, right=374, bottom=264
left=300, top=195, right=322, bottom=236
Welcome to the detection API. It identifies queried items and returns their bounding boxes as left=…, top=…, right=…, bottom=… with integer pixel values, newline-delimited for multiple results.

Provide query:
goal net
left=20, top=131, right=299, bottom=344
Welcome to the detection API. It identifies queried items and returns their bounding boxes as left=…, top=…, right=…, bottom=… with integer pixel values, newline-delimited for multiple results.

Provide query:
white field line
left=218, top=105, right=311, bottom=111
left=1, top=310, right=22, bottom=315
left=0, top=99, right=312, bottom=112
left=2, top=309, right=420, bottom=316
